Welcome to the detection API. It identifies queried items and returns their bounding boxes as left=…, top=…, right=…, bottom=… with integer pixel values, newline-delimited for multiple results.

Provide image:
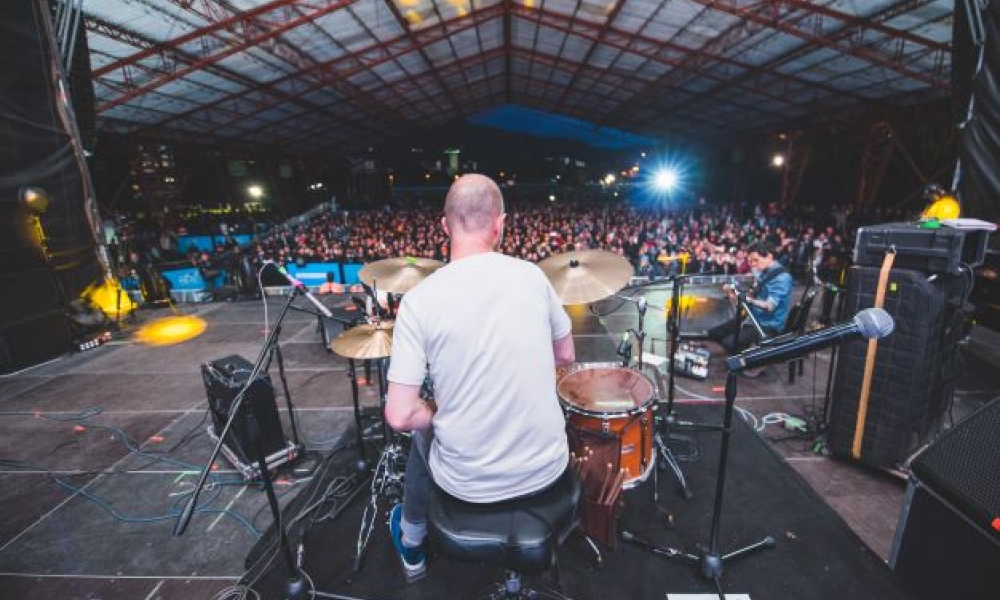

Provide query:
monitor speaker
left=201, top=355, right=288, bottom=472
left=890, top=398, right=1000, bottom=598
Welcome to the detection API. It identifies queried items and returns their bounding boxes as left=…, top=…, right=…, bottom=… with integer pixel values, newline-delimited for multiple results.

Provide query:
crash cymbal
left=358, top=256, right=445, bottom=294
left=538, top=250, right=633, bottom=305
left=330, top=321, right=394, bottom=359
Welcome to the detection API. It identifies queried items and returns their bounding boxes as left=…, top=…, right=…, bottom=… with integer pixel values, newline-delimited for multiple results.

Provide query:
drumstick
left=597, top=462, right=613, bottom=503
left=604, top=467, right=627, bottom=505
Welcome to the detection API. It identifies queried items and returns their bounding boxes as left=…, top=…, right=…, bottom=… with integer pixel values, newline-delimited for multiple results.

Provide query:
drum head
left=558, top=364, right=655, bottom=416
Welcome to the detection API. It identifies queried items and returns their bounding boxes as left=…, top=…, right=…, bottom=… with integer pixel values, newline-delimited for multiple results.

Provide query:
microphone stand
left=174, top=288, right=307, bottom=600
left=623, top=363, right=776, bottom=600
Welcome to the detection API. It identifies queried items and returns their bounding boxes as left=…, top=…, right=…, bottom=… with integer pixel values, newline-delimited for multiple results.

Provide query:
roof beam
left=514, top=7, right=813, bottom=120
left=96, top=0, right=363, bottom=113
left=503, top=0, right=512, bottom=102
left=380, top=0, right=464, bottom=116
left=685, top=0, right=948, bottom=90
left=550, top=0, right=631, bottom=109
left=159, top=0, right=416, bottom=131
left=145, top=6, right=505, bottom=136
left=625, top=0, right=942, bottom=126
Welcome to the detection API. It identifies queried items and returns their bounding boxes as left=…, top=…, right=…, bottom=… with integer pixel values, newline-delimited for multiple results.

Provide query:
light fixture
left=20, top=186, right=51, bottom=215
left=653, top=169, right=678, bottom=192
left=771, top=154, right=785, bottom=168
left=247, top=184, right=264, bottom=199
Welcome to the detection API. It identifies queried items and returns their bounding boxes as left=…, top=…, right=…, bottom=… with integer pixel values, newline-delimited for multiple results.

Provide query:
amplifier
left=201, top=355, right=297, bottom=479
left=854, top=222, right=989, bottom=274
left=890, top=398, right=1000, bottom=598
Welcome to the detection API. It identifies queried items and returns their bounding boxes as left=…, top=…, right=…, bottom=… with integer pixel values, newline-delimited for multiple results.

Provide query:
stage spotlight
left=20, top=186, right=50, bottom=215
left=654, top=169, right=679, bottom=192
left=603, top=174, right=616, bottom=185
left=771, top=153, right=785, bottom=168
left=135, top=315, right=207, bottom=346
left=247, top=184, right=264, bottom=199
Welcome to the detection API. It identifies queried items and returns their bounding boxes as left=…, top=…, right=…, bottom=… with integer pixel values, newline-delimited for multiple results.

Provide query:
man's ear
left=441, top=215, right=450, bottom=236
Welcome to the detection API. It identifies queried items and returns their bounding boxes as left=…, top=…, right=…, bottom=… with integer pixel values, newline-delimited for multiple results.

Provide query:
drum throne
left=429, top=467, right=583, bottom=599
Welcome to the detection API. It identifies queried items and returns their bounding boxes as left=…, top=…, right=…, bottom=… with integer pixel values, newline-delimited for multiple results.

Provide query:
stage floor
left=0, top=291, right=996, bottom=599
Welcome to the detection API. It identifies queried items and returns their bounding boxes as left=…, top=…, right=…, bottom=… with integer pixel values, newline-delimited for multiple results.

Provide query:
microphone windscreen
left=854, top=307, right=894, bottom=339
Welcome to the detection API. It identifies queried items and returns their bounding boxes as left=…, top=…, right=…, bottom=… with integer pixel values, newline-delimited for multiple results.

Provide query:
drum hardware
left=329, top=298, right=411, bottom=576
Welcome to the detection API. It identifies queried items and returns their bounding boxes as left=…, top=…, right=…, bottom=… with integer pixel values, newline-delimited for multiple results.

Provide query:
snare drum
left=557, top=363, right=656, bottom=488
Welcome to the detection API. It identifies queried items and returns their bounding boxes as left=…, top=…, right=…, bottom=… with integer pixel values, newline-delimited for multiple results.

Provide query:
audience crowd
left=111, top=196, right=914, bottom=293
left=249, top=199, right=889, bottom=282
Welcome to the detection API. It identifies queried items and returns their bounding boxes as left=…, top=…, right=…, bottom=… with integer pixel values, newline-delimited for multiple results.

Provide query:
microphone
left=727, top=308, right=894, bottom=372
left=266, top=261, right=333, bottom=318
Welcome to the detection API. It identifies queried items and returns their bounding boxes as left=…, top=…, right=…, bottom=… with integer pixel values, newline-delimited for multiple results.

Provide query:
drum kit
left=325, top=249, right=768, bottom=588
left=316, top=250, right=774, bottom=589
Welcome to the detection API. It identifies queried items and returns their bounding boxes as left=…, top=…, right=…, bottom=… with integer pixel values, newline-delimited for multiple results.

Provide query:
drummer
left=384, top=174, right=576, bottom=581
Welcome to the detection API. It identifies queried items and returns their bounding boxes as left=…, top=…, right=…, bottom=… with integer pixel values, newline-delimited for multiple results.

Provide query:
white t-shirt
left=387, top=252, right=572, bottom=502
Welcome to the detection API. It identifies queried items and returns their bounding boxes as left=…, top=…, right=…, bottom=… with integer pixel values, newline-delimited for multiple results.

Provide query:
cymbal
left=359, top=256, right=444, bottom=294
left=330, top=321, right=394, bottom=359
left=538, top=250, right=633, bottom=305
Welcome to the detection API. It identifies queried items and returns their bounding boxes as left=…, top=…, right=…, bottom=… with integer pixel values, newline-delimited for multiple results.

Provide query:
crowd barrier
left=149, top=261, right=366, bottom=302
left=176, top=234, right=254, bottom=253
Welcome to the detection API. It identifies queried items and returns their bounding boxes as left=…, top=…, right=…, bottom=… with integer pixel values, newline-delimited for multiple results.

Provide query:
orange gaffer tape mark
left=357, top=378, right=369, bottom=385
left=150, top=435, right=165, bottom=443
left=345, top=305, right=358, bottom=311
left=73, top=425, right=86, bottom=433
left=711, top=386, right=725, bottom=392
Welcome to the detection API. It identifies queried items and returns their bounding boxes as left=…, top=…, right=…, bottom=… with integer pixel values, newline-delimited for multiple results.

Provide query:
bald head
left=444, top=174, right=505, bottom=235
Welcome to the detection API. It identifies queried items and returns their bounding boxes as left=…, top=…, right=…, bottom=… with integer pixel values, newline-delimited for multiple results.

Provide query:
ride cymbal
left=358, top=257, right=444, bottom=294
left=538, top=250, right=633, bottom=305
left=330, top=321, right=394, bottom=359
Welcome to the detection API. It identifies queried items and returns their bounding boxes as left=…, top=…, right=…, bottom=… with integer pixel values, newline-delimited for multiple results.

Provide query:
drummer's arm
left=553, top=332, right=575, bottom=367
left=386, top=382, right=434, bottom=432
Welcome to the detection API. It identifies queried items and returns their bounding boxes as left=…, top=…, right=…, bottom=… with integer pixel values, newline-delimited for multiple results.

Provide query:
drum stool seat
left=429, top=467, right=582, bottom=598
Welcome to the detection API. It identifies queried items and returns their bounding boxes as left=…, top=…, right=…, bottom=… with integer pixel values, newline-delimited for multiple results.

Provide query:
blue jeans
left=400, top=428, right=433, bottom=547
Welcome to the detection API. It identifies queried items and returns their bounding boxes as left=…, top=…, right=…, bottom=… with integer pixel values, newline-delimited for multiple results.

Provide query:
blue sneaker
left=389, top=503, right=426, bottom=581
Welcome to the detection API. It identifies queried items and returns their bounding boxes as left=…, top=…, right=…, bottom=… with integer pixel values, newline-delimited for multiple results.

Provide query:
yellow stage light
left=85, top=278, right=137, bottom=318
left=135, top=315, right=207, bottom=346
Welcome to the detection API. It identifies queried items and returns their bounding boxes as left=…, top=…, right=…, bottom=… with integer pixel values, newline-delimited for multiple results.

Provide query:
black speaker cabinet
left=890, top=399, right=1000, bottom=599
left=827, top=265, right=968, bottom=468
left=201, top=355, right=288, bottom=474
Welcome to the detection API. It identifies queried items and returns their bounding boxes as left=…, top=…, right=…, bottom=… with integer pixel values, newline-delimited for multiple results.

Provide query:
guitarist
left=710, top=241, right=793, bottom=357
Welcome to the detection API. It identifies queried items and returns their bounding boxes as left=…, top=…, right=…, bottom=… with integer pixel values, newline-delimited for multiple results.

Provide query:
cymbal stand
left=653, top=274, right=698, bottom=502
left=350, top=356, right=408, bottom=576
left=623, top=368, right=776, bottom=600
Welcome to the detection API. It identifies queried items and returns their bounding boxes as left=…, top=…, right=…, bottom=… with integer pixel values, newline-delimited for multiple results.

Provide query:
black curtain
left=0, top=0, right=102, bottom=370
left=955, top=0, right=1000, bottom=223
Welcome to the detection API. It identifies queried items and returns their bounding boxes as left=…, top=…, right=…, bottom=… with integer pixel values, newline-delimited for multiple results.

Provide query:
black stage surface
left=248, top=404, right=910, bottom=600
left=0, top=290, right=996, bottom=599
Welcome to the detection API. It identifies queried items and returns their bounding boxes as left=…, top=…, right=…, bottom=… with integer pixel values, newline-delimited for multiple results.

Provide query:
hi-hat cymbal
left=359, top=257, right=445, bottom=294
left=330, top=321, right=394, bottom=359
left=538, top=250, right=634, bottom=305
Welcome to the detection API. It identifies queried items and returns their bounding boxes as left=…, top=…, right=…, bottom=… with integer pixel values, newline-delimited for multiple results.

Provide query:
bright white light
left=772, top=154, right=785, bottom=167
left=654, top=169, right=678, bottom=192
left=604, top=174, right=616, bottom=185
left=549, top=194, right=556, bottom=202
left=247, top=185, right=264, bottom=199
